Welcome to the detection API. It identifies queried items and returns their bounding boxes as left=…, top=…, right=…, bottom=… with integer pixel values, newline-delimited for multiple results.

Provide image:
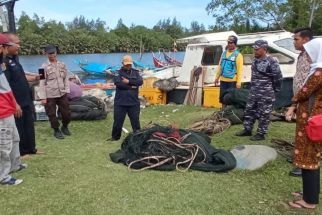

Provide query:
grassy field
left=0, top=105, right=320, bottom=215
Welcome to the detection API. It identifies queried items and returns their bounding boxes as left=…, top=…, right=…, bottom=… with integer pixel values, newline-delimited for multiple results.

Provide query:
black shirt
left=4, top=56, right=33, bottom=107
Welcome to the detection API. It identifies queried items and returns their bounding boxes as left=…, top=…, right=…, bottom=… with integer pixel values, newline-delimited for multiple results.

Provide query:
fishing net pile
left=222, top=88, right=249, bottom=108
left=217, top=88, right=249, bottom=125
left=153, top=77, right=179, bottom=92
left=68, top=95, right=107, bottom=120
left=110, top=125, right=236, bottom=172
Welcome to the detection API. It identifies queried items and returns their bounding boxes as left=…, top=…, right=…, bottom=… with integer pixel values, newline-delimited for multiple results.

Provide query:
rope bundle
left=271, top=139, right=295, bottom=159
left=188, top=112, right=231, bottom=135
left=128, top=133, right=207, bottom=172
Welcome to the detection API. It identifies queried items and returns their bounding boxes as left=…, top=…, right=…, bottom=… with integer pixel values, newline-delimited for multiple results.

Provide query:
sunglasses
left=227, top=41, right=235, bottom=44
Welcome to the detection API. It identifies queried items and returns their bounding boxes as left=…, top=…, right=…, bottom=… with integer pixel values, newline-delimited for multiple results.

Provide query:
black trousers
left=302, top=168, right=320, bottom=204
left=112, top=104, right=141, bottom=140
left=219, top=81, right=236, bottom=103
left=15, top=105, right=36, bottom=156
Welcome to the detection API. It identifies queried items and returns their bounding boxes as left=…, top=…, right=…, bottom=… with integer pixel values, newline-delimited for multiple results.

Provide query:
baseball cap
left=122, top=55, right=133, bottom=65
left=252, top=40, right=268, bottom=49
left=0, top=34, right=15, bottom=45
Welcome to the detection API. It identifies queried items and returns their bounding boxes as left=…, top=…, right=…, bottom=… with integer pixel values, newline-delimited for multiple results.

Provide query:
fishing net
left=110, top=124, right=236, bottom=172
left=153, top=77, right=179, bottom=92
left=222, top=88, right=249, bottom=108
left=217, top=106, right=244, bottom=125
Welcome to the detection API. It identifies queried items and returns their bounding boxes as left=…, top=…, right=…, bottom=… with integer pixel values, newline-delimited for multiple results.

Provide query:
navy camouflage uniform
left=243, top=55, right=281, bottom=135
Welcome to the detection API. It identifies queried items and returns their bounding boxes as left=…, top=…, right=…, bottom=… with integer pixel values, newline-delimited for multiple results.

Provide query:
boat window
left=274, top=38, right=299, bottom=53
left=201, top=46, right=223, bottom=66
left=239, top=44, right=295, bottom=65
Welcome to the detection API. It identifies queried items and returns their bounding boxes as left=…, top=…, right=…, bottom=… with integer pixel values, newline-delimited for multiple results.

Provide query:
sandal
left=288, top=200, right=316, bottom=209
left=291, top=191, right=303, bottom=197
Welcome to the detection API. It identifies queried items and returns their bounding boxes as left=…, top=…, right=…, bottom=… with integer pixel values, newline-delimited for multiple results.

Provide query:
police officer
left=3, top=34, right=38, bottom=156
left=39, top=45, right=71, bottom=139
left=236, top=40, right=282, bottom=141
left=110, top=55, right=143, bottom=141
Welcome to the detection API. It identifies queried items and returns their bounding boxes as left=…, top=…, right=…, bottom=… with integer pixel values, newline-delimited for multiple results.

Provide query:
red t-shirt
left=0, top=71, right=16, bottom=118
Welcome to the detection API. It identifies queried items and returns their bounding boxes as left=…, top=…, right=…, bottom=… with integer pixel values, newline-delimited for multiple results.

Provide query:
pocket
left=0, top=128, right=13, bottom=149
left=46, top=71, right=56, bottom=80
left=256, top=62, right=269, bottom=73
left=59, top=70, right=66, bottom=78
left=0, top=127, right=13, bottom=140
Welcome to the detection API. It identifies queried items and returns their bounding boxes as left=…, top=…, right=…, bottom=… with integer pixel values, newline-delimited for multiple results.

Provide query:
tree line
left=11, top=0, right=322, bottom=55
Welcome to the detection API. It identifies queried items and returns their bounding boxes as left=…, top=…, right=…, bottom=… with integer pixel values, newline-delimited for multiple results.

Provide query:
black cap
left=45, top=45, right=57, bottom=54
left=252, top=40, right=268, bottom=49
left=228, top=35, right=238, bottom=45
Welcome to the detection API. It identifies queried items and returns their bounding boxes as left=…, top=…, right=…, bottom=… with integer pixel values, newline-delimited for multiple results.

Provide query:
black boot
left=61, top=126, right=71, bottom=136
left=235, top=129, right=252, bottom=136
left=54, top=128, right=64, bottom=139
left=250, top=133, right=265, bottom=141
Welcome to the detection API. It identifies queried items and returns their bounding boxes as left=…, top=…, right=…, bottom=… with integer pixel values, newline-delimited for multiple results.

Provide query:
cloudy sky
left=14, top=0, right=216, bottom=28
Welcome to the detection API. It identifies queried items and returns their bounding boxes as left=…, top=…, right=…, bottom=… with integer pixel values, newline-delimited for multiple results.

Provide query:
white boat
left=176, top=30, right=298, bottom=85
left=169, top=30, right=300, bottom=107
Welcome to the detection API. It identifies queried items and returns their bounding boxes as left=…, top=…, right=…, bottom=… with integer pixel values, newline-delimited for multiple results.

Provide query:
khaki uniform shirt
left=38, top=61, right=70, bottom=99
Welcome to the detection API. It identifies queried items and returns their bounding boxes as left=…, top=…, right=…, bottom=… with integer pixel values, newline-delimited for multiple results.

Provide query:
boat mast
left=139, top=35, right=144, bottom=61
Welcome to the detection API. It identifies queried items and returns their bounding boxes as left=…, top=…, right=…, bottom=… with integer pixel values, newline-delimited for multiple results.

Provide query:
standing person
left=110, top=55, right=143, bottom=141
left=287, top=38, right=322, bottom=209
left=3, top=34, right=39, bottom=157
left=286, top=27, right=313, bottom=177
left=235, top=40, right=282, bottom=141
left=0, top=34, right=24, bottom=185
left=39, top=45, right=71, bottom=139
left=215, top=35, right=244, bottom=106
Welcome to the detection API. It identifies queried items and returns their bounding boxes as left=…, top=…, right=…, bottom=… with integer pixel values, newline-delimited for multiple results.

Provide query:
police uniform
left=3, top=55, right=37, bottom=155
left=111, top=66, right=143, bottom=140
left=242, top=41, right=282, bottom=137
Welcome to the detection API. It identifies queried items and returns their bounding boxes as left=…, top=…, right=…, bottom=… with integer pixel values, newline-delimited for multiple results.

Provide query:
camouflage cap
left=252, top=40, right=268, bottom=49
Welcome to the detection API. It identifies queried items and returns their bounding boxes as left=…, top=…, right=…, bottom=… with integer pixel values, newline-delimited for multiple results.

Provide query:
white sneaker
left=1, top=178, right=23, bottom=185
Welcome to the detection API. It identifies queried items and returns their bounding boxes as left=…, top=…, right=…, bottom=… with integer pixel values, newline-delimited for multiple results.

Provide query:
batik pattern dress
left=292, top=69, right=322, bottom=169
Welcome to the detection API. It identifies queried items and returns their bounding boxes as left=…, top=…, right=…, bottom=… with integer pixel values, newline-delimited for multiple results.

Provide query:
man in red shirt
left=0, top=34, right=25, bottom=185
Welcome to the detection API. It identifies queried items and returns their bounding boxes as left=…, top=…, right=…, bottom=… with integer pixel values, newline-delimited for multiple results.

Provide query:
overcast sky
left=14, top=0, right=216, bottom=29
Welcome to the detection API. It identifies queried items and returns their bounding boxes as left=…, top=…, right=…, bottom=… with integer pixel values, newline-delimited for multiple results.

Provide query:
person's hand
left=285, top=106, right=296, bottom=122
left=122, top=77, right=129, bottom=84
left=34, top=75, right=40, bottom=81
left=214, top=78, right=219, bottom=86
left=41, top=99, right=47, bottom=105
left=15, top=104, right=23, bottom=118
left=236, top=84, right=241, bottom=89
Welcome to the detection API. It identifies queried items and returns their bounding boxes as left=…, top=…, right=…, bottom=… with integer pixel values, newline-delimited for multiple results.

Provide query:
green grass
left=0, top=105, right=320, bottom=215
